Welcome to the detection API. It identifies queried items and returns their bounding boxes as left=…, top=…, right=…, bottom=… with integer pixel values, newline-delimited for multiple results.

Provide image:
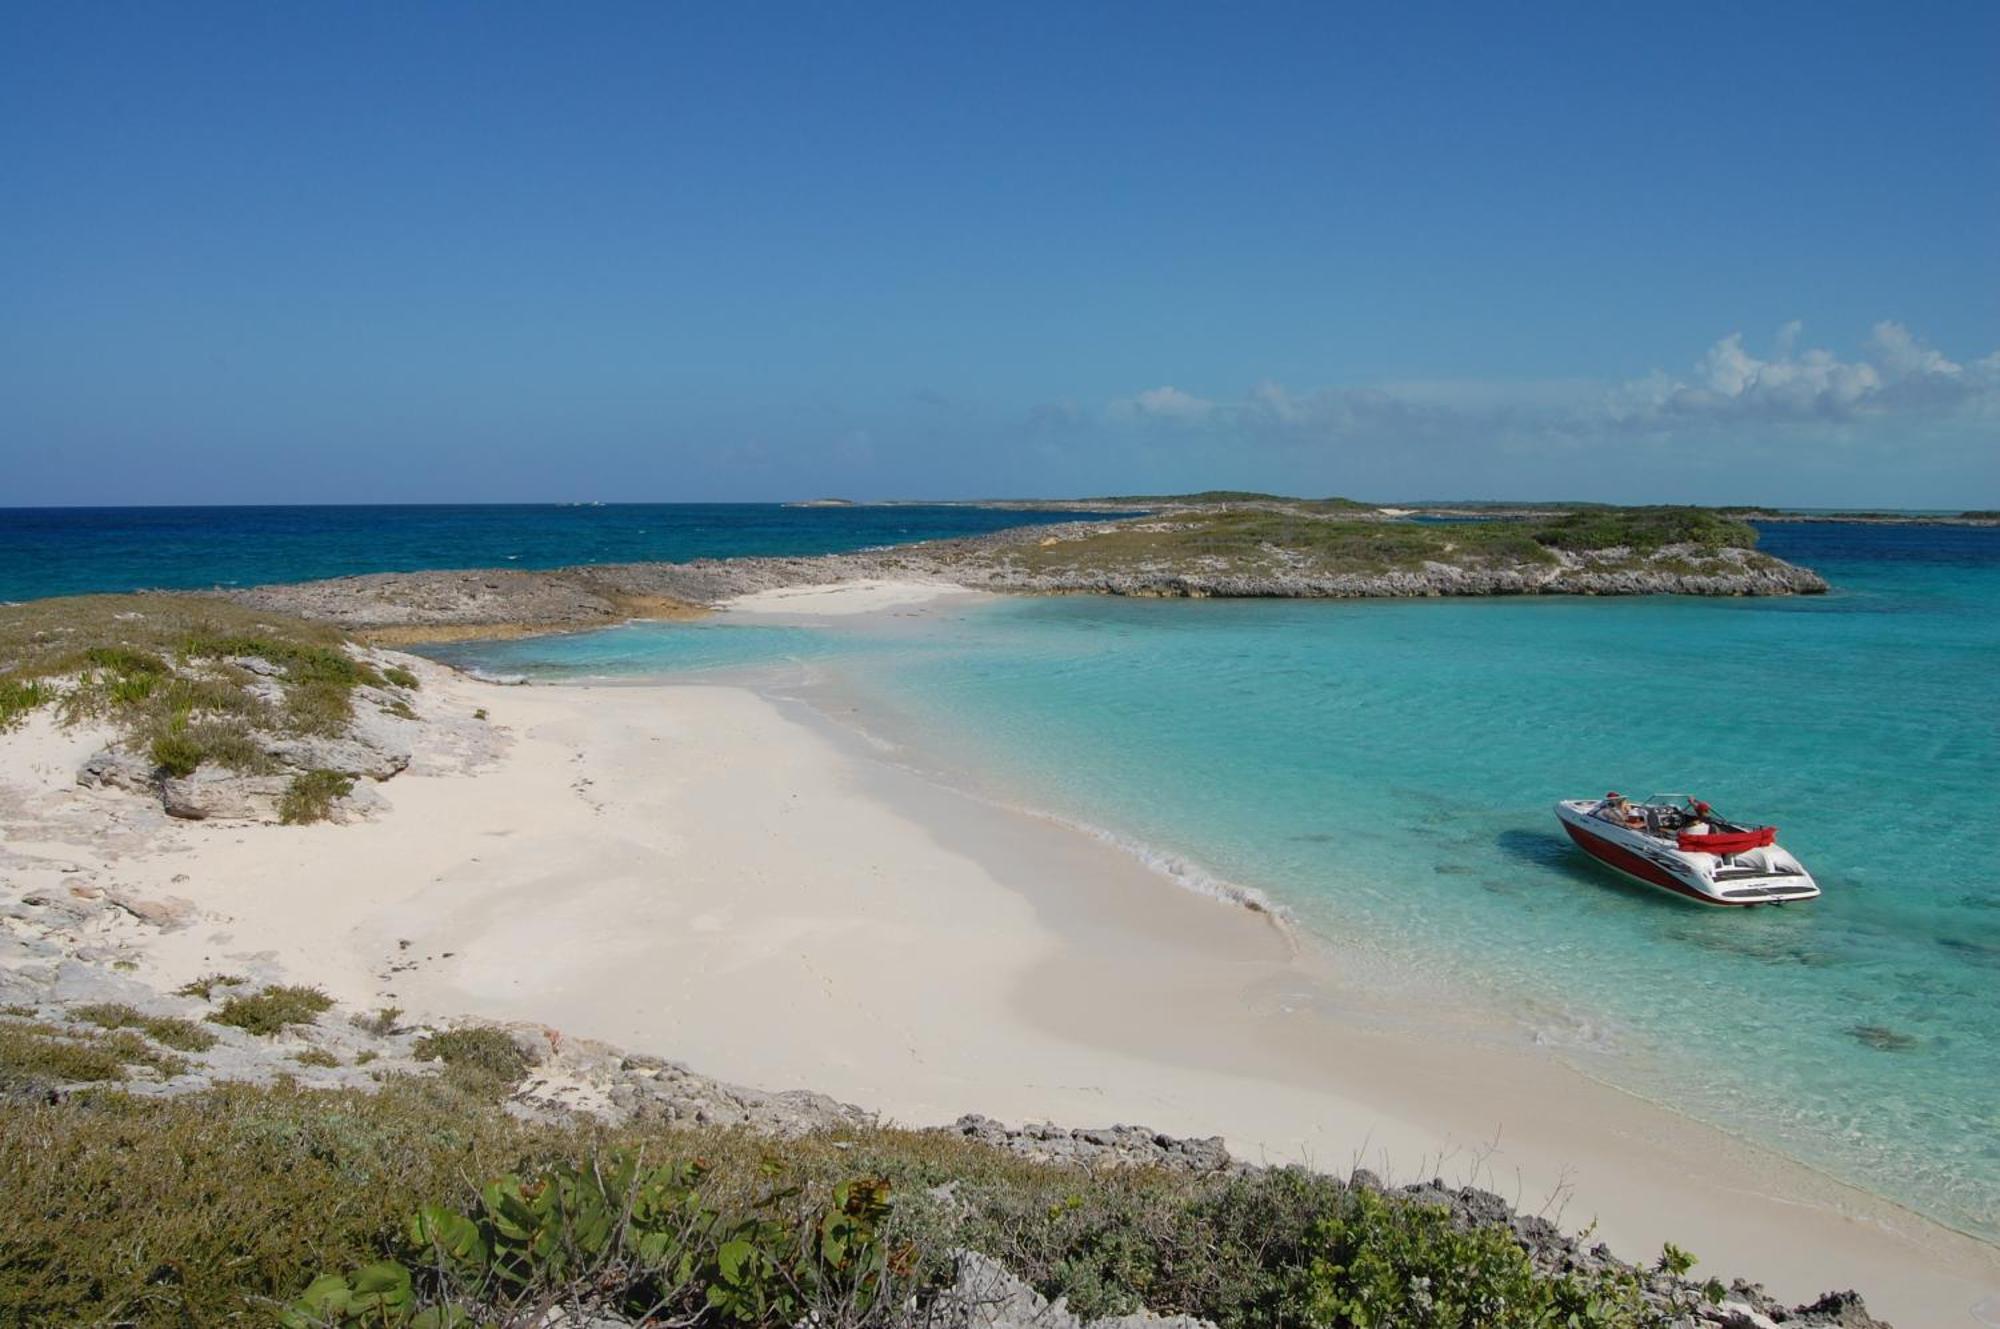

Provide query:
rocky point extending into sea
left=219, top=507, right=1829, bottom=642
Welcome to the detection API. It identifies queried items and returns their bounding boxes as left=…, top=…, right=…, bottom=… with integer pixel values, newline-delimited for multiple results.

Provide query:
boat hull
left=1559, top=818, right=1734, bottom=905
left=1554, top=801, right=1819, bottom=906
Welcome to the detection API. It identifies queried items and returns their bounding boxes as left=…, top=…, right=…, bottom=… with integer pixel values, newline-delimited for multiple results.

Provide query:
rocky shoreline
left=219, top=515, right=1829, bottom=642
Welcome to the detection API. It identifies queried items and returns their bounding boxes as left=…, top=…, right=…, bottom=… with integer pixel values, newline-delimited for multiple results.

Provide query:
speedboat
left=1554, top=792, right=1820, bottom=906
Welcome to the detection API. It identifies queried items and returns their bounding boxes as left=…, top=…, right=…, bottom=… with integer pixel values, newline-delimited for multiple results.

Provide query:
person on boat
left=1684, top=800, right=1712, bottom=836
left=1605, top=793, right=1643, bottom=828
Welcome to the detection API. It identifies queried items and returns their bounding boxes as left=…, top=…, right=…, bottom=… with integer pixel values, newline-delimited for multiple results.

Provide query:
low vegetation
left=0, top=1076, right=1702, bottom=1328
left=175, top=973, right=248, bottom=1000
left=413, top=1026, right=531, bottom=1089
left=0, top=593, right=387, bottom=775
left=210, top=984, right=336, bottom=1037
left=0, top=1015, right=190, bottom=1089
left=70, top=1002, right=218, bottom=1053
left=995, top=505, right=1762, bottom=580
left=280, top=769, right=357, bottom=824
left=1086, top=491, right=1377, bottom=513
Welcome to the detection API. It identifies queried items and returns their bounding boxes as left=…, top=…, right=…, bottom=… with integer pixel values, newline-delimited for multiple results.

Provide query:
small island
left=216, top=498, right=1827, bottom=643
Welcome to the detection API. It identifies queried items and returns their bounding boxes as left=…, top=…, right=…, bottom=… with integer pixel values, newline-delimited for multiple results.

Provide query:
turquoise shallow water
left=441, top=523, right=2000, bottom=1240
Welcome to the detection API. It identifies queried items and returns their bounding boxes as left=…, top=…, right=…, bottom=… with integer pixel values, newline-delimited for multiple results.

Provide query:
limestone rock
left=262, top=733, right=409, bottom=781
left=943, top=1114, right=1234, bottom=1174
left=159, top=769, right=290, bottom=821
left=104, top=890, right=197, bottom=931
left=77, top=746, right=157, bottom=795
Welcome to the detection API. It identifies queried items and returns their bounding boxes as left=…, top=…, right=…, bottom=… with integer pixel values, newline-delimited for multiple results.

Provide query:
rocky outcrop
left=222, top=567, right=707, bottom=640
left=945, top=1251, right=1217, bottom=1329
left=67, top=651, right=480, bottom=824
left=505, top=1028, right=877, bottom=1137
left=941, top=1114, right=1234, bottom=1174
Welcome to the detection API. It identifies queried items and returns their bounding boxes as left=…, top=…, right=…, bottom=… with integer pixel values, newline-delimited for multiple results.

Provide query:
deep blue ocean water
left=0, top=504, right=1100, bottom=601
left=435, top=521, right=2000, bottom=1241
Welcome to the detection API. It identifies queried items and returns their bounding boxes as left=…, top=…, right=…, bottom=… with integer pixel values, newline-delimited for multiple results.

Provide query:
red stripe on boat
left=1561, top=821, right=1739, bottom=905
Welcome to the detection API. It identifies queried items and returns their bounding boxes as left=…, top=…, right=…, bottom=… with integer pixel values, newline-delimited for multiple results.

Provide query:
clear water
left=444, top=523, right=2000, bottom=1241
left=0, top=503, right=1105, bottom=601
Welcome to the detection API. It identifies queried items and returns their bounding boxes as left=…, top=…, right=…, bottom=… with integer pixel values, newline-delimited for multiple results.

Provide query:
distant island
left=221, top=496, right=1829, bottom=643
left=807, top=493, right=2000, bottom=526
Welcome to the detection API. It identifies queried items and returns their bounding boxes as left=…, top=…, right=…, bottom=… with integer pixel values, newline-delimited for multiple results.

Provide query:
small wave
left=463, top=668, right=529, bottom=686
left=1008, top=801, right=1292, bottom=922
left=779, top=684, right=1286, bottom=922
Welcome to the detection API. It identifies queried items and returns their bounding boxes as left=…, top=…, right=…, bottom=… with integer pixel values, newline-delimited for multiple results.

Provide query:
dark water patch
left=1849, top=1024, right=1922, bottom=1052
left=1668, top=926, right=1834, bottom=968
left=1937, top=935, right=2000, bottom=965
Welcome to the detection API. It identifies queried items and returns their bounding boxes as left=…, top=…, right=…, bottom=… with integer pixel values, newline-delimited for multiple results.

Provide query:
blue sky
left=3, top=2, right=1994, bottom=506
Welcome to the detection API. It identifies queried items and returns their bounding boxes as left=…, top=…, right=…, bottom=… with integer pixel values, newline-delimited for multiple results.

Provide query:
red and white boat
left=1555, top=792, right=1820, bottom=906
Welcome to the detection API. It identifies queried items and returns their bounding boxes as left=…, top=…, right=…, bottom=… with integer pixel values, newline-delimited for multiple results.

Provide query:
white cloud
left=1118, top=385, right=1216, bottom=422
left=1108, top=323, right=1999, bottom=449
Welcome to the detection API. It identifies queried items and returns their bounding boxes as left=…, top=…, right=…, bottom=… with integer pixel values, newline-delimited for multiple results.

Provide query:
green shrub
left=280, top=769, right=355, bottom=824
left=294, top=1048, right=342, bottom=1069
left=413, top=1027, right=530, bottom=1088
left=1530, top=506, right=1758, bottom=553
left=0, top=1020, right=188, bottom=1089
left=1303, top=1188, right=1562, bottom=1327
left=0, top=1076, right=1693, bottom=1329
left=184, top=634, right=380, bottom=691
left=0, top=1021, right=132, bottom=1086
left=212, top=985, right=335, bottom=1036
left=71, top=1002, right=218, bottom=1052
left=150, top=721, right=206, bottom=777
left=382, top=665, right=420, bottom=690
left=146, top=707, right=270, bottom=777
left=287, top=1154, right=904, bottom=1329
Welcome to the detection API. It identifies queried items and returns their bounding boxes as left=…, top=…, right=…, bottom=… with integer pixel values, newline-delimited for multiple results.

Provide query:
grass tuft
left=211, top=985, right=335, bottom=1037
left=0, top=1019, right=189, bottom=1088
left=278, top=769, right=355, bottom=824
left=0, top=678, right=55, bottom=730
left=70, top=1003, right=218, bottom=1053
left=413, top=1026, right=529, bottom=1088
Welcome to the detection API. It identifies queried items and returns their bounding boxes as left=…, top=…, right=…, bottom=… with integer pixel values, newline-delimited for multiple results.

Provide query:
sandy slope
left=2, top=631, right=1996, bottom=1325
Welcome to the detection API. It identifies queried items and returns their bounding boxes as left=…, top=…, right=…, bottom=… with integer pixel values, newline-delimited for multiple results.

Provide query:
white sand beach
left=720, top=578, right=974, bottom=616
left=3, top=636, right=1996, bottom=1326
